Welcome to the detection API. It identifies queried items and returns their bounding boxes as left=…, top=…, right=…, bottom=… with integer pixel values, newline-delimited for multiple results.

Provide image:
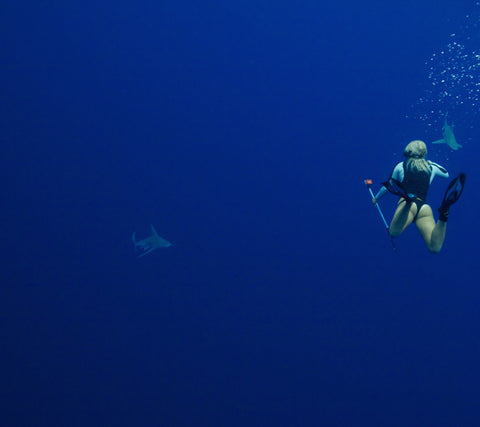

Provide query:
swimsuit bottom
left=399, top=196, right=427, bottom=222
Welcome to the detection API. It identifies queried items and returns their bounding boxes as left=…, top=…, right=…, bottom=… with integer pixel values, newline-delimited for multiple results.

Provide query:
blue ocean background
left=2, top=0, right=480, bottom=425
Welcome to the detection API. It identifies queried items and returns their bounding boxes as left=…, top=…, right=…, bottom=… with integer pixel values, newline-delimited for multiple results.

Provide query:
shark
left=132, top=224, right=172, bottom=257
left=432, top=116, right=462, bottom=150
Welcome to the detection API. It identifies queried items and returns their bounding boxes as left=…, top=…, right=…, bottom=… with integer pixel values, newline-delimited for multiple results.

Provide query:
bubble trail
left=407, top=2, right=480, bottom=140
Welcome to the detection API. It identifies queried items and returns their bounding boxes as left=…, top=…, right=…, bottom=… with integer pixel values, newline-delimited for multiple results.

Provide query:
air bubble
left=408, top=2, right=480, bottom=136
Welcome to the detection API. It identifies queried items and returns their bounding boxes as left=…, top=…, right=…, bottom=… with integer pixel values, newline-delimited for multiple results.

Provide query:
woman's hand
left=372, top=197, right=377, bottom=205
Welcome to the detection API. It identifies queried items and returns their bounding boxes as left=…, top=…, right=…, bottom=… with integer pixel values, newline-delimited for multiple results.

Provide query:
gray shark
left=132, top=224, right=172, bottom=257
left=432, top=117, right=462, bottom=150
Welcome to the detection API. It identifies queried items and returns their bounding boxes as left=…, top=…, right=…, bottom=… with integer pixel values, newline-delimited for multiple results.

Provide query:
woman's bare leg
left=389, top=199, right=417, bottom=237
left=415, top=205, right=447, bottom=253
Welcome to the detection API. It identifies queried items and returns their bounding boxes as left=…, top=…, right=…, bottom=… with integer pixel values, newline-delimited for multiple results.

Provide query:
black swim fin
left=438, top=172, right=466, bottom=221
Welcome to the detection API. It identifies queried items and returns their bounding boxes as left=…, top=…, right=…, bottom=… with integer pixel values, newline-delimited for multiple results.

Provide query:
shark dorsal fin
left=150, top=224, right=159, bottom=237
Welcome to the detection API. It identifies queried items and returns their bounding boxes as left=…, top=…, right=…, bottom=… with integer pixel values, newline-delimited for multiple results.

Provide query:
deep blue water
left=2, top=1, right=480, bottom=425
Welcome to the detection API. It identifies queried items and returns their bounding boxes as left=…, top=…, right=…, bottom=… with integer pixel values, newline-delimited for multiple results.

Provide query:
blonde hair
left=403, top=140, right=430, bottom=173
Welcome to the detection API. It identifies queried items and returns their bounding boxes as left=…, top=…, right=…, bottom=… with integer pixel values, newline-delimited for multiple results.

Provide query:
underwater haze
left=2, top=0, right=480, bottom=425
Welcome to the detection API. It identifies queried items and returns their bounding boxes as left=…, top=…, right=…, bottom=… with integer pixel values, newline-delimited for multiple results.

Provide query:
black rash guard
left=375, top=160, right=449, bottom=201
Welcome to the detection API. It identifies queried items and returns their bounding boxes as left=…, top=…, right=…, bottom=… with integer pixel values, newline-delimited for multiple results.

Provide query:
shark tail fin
left=432, top=139, right=446, bottom=144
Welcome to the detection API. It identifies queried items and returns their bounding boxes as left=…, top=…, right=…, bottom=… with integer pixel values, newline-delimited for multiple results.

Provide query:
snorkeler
left=372, top=140, right=466, bottom=253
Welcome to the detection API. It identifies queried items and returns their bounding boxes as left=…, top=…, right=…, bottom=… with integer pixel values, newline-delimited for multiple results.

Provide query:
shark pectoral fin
left=137, top=247, right=156, bottom=258
left=432, top=139, right=446, bottom=144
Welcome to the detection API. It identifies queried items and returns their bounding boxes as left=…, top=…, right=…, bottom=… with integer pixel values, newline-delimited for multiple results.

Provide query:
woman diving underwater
left=372, top=140, right=466, bottom=253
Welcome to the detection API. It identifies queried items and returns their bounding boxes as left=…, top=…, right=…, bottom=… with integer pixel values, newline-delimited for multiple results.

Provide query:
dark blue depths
left=1, top=0, right=480, bottom=425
